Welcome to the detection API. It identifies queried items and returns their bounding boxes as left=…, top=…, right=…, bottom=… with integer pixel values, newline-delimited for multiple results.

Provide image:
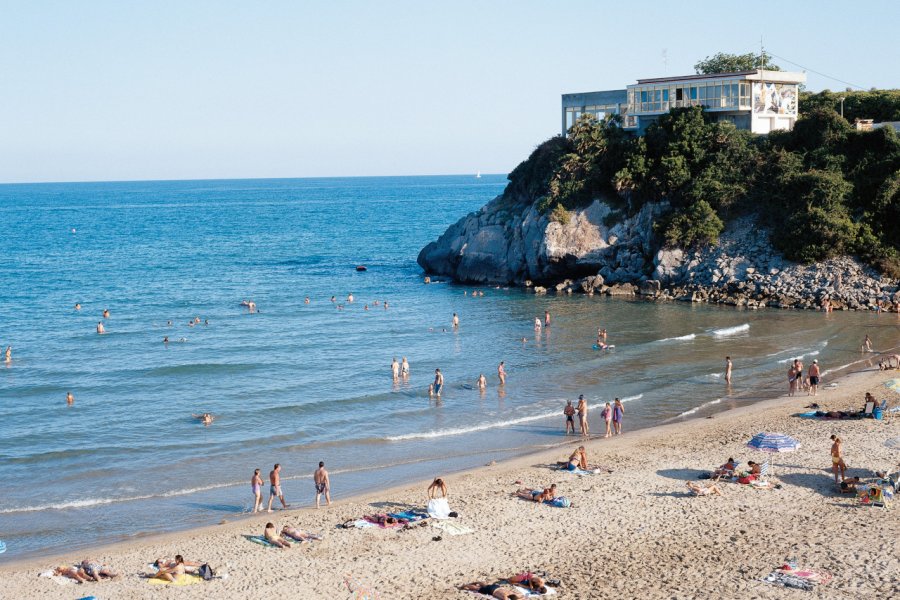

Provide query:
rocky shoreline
left=417, top=195, right=899, bottom=312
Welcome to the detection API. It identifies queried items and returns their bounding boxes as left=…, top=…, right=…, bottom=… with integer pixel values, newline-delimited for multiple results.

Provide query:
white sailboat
left=475, top=170, right=482, bottom=179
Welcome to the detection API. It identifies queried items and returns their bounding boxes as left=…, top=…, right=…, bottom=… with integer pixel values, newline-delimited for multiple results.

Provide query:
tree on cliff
left=694, top=51, right=780, bottom=74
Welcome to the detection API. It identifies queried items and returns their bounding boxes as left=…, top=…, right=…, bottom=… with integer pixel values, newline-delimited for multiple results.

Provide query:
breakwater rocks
left=417, top=197, right=898, bottom=312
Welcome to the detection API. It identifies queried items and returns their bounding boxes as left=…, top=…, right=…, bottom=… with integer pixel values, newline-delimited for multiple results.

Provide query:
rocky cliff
left=417, top=195, right=900, bottom=311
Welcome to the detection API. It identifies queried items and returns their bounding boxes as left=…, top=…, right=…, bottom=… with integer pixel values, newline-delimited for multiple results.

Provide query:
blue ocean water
left=0, top=175, right=896, bottom=558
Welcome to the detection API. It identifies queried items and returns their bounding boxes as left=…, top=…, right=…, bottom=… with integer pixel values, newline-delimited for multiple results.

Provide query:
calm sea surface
left=1, top=175, right=898, bottom=558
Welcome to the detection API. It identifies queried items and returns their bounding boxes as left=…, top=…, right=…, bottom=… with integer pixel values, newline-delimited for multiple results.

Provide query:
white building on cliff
left=562, top=69, right=807, bottom=136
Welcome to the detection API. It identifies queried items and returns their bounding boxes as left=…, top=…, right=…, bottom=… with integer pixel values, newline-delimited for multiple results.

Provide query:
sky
left=1, top=0, right=897, bottom=183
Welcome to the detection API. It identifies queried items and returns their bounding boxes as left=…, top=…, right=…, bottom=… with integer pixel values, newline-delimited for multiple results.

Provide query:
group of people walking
left=250, top=462, right=332, bottom=513
left=564, top=396, right=624, bottom=437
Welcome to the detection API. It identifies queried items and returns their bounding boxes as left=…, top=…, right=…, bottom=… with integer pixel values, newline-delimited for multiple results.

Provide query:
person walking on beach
left=391, top=357, right=400, bottom=381
left=576, top=395, right=589, bottom=436
left=314, top=461, right=331, bottom=508
left=563, top=400, right=576, bottom=435
left=794, top=359, right=805, bottom=392
left=267, top=463, right=288, bottom=512
left=612, top=398, right=625, bottom=435
left=725, top=356, right=733, bottom=385
left=497, top=361, right=506, bottom=385
left=452, top=313, right=459, bottom=329
left=808, top=360, right=821, bottom=396
left=787, top=364, right=797, bottom=396
left=433, top=368, right=444, bottom=398
left=66, top=391, right=74, bottom=406
left=601, top=402, right=612, bottom=437
left=830, top=435, right=846, bottom=484
left=251, top=468, right=264, bottom=513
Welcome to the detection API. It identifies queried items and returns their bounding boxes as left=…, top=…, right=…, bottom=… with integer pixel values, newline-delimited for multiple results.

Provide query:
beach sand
left=2, top=368, right=898, bottom=599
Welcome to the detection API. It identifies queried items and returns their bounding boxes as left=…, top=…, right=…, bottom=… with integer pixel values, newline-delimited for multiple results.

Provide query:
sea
left=1, top=175, right=897, bottom=559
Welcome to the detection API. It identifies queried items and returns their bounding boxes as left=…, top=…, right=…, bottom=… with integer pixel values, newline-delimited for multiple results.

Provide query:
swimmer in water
left=194, top=317, right=201, bottom=324
left=330, top=296, right=336, bottom=303
left=66, top=391, right=74, bottom=406
left=534, top=317, right=542, bottom=332
left=192, top=413, right=214, bottom=426
left=476, top=374, right=487, bottom=390
left=304, top=297, right=310, bottom=304
left=364, top=304, right=369, bottom=311
left=74, top=303, right=81, bottom=311
left=204, top=320, right=209, bottom=326
left=391, top=358, right=400, bottom=380
left=347, top=293, right=354, bottom=303
left=96, top=322, right=105, bottom=334
left=452, top=313, right=459, bottom=329
left=401, top=357, right=410, bottom=378
left=373, top=300, right=379, bottom=306
left=163, top=336, right=169, bottom=344
left=384, top=301, right=388, bottom=309
left=102, top=309, right=110, bottom=319
left=4, top=345, right=10, bottom=363
left=167, top=320, right=172, bottom=326
left=248, top=301, right=256, bottom=313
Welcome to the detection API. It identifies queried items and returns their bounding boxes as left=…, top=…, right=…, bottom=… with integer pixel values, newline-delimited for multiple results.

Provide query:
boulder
left=652, top=248, right=684, bottom=284
left=638, top=280, right=661, bottom=296
left=606, top=283, right=636, bottom=296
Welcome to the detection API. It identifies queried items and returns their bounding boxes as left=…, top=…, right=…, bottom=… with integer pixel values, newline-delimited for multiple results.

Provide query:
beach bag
left=548, top=496, right=571, bottom=508
left=198, top=563, right=215, bottom=581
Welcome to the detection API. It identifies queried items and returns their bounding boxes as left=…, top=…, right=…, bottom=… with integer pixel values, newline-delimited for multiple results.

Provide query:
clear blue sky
left=2, top=0, right=897, bottom=183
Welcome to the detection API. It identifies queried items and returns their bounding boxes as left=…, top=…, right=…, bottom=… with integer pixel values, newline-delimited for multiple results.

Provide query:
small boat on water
left=475, top=171, right=482, bottom=179
left=356, top=265, right=367, bottom=272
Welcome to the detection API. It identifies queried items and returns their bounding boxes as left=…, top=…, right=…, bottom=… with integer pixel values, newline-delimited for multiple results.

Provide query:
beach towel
left=545, top=496, right=571, bottom=508
left=432, top=520, right=474, bottom=536
left=147, top=574, right=203, bottom=586
left=387, top=510, right=428, bottom=522
left=512, top=585, right=558, bottom=597
left=244, top=534, right=281, bottom=547
left=427, top=498, right=451, bottom=519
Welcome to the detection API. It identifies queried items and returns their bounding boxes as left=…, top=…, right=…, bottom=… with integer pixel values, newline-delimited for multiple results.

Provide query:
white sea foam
left=619, top=394, right=644, bottom=403
left=385, top=410, right=560, bottom=441
left=658, top=333, right=696, bottom=342
left=0, top=481, right=241, bottom=515
left=678, top=398, right=722, bottom=418
left=711, top=323, right=750, bottom=337
left=778, top=350, right=820, bottom=364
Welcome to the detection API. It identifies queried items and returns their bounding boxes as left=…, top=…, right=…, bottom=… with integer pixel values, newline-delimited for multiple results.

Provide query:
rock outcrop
left=417, top=195, right=899, bottom=312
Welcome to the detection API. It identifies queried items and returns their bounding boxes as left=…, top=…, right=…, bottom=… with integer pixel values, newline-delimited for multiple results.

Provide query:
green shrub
left=662, top=200, right=724, bottom=248
left=549, top=203, right=572, bottom=225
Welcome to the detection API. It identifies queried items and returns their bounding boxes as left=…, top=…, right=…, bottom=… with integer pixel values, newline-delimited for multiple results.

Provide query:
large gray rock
left=652, top=248, right=684, bottom=284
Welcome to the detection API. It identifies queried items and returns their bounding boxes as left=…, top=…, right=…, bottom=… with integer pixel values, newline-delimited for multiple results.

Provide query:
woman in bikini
left=251, top=468, right=263, bottom=513
left=152, top=555, right=186, bottom=582
left=602, top=402, right=612, bottom=437
left=281, top=525, right=322, bottom=542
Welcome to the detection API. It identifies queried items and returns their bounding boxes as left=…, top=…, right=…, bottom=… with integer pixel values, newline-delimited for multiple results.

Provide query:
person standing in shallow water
left=612, top=398, right=624, bottom=435
left=432, top=368, right=444, bottom=398
left=66, top=391, right=74, bottom=406
left=452, top=313, right=459, bottom=329
left=544, top=310, right=551, bottom=327
left=563, top=400, right=576, bottom=435
left=497, top=361, right=506, bottom=385
left=391, top=357, right=399, bottom=381
left=267, top=463, right=287, bottom=512
left=314, top=461, right=331, bottom=508
left=251, top=468, right=263, bottom=513
left=725, top=356, right=733, bottom=385
left=576, top=395, right=588, bottom=436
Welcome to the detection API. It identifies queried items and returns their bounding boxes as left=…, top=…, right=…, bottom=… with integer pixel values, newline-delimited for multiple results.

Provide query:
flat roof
left=634, top=69, right=805, bottom=85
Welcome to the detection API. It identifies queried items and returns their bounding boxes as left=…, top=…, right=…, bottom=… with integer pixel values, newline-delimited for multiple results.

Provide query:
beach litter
left=761, top=564, right=832, bottom=591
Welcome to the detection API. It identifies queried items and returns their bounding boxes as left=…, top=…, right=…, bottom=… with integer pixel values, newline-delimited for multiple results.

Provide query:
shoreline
left=3, top=360, right=898, bottom=598
left=1, top=346, right=893, bottom=570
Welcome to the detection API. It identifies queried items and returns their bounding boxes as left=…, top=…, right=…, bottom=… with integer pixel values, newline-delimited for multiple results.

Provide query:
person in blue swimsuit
left=612, top=398, right=625, bottom=435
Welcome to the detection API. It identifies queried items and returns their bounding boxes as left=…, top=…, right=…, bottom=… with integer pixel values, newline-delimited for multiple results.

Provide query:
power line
left=767, top=51, right=868, bottom=90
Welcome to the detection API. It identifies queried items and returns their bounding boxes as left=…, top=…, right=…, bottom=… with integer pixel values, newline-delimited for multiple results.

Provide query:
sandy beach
left=2, top=366, right=898, bottom=599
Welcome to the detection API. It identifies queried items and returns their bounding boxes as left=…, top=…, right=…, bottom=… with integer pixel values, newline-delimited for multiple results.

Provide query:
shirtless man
left=102, top=308, right=110, bottom=319
left=192, top=413, right=214, bottom=426
left=314, top=461, right=331, bottom=508
left=391, top=358, right=399, bottom=380
left=248, top=301, right=256, bottom=313
left=452, top=313, right=459, bottom=329
left=862, top=334, right=873, bottom=352
left=96, top=321, right=105, bottom=334
left=830, top=435, right=846, bottom=484
left=563, top=400, right=576, bottom=435
left=4, top=345, right=10, bottom=363
left=347, top=293, right=354, bottom=303
left=808, top=360, right=821, bottom=396
left=577, top=395, right=589, bottom=436
left=433, top=368, right=444, bottom=397
left=497, top=361, right=506, bottom=385
left=725, top=356, right=733, bottom=384
left=66, top=391, right=74, bottom=406
left=267, top=463, right=288, bottom=512
left=476, top=374, right=487, bottom=390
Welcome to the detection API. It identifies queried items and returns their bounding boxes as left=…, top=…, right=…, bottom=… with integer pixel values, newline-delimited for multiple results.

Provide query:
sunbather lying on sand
left=264, top=523, right=291, bottom=548
left=281, top=525, right=322, bottom=542
left=53, top=565, right=89, bottom=583
left=460, top=581, right=524, bottom=599
left=79, top=559, right=118, bottom=581
left=516, top=484, right=556, bottom=503
left=153, top=556, right=202, bottom=574
left=508, top=572, right=548, bottom=593
left=686, top=481, right=723, bottom=496
left=839, top=477, right=862, bottom=493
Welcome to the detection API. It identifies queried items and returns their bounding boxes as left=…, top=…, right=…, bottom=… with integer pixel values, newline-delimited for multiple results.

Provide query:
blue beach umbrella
left=746, top=432, right=801, bottom=477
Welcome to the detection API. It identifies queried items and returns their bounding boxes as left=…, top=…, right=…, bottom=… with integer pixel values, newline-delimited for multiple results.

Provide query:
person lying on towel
left=516, top=484, right=556, bottom=503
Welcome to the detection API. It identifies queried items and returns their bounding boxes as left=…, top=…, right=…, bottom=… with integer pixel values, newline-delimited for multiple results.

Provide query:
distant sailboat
left=475, top=171, right=482, bottom=179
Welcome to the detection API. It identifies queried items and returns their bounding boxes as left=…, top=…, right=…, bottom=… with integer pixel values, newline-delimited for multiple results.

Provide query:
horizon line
left=0, top=172, right=509, bottom=187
